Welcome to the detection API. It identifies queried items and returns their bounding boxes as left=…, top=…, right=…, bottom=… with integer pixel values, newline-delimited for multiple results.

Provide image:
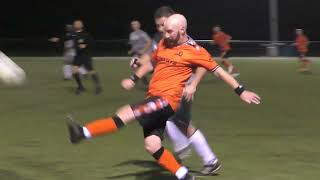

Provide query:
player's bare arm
left=48, top=37, right=60, bottom=42
left=183, top=67, right=207, bottom=101
left=213, top=67, right=261, bottom=104
left=79, top=44, right=87, bottom=49
left=121, top=54, right=154, bottom=90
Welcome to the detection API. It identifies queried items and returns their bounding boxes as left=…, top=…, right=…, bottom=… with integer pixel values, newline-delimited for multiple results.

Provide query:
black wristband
left=130, top=74, right=140, bottom=83
left=234, top=85, right=245, bottom=96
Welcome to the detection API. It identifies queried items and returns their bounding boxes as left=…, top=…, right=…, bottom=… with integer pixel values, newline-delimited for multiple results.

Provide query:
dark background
left=0, top=0, right=319, bottom=40
left=0, top=0, right=318, bottom=56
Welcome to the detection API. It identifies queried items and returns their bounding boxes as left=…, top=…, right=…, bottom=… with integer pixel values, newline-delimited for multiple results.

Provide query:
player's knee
left=116, top=105, right=135, bottom=125
left=72, top=66, right=80, bottom=74
left=144, top=135, right=162, bottom=154
left=187, top=125, right=197, bottom=138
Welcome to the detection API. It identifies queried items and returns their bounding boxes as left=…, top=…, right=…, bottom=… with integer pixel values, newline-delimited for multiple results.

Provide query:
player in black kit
left=72, top=20, right=102, bottom=95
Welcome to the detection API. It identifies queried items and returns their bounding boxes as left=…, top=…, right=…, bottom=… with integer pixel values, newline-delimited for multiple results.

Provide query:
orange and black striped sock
left=153, top=147, right=188, bottom=179
left=84, top=116, right=124, bottom=137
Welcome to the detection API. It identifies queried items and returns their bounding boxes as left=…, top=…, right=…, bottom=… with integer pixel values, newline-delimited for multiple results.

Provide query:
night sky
left=0, top=0, right=319, bottom=41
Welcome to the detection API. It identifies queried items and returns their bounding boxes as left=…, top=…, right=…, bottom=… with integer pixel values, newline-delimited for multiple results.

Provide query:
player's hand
left=183, top=85, right=196, bottom=102
left=121, top=78, right=135, bottom=90
left=48, top=37, right=59, bottom=42
left=240, top=91, right=261, bottom=104
left=79, top=44, right=87, bottom=49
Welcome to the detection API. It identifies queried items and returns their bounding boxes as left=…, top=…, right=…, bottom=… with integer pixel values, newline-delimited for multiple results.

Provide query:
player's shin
left=73, top=72, right=84, bottom=89
left=91, top=73, right=101, bottom=86
left=63, top=65, right=73, bottom=79
left=189, top=129, right=217, bottom=165
left=152, top=147, right=188, bottom=179
left=83, top=116, right=125, bottom=138
left=166, top=121, right=190, bottom=153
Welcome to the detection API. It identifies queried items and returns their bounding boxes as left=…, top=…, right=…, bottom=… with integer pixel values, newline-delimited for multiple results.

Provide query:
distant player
left=49, top=24, right=87, bottom=80
left=294, top=29, right=311, bottom=72
left=71, top=20, right=102, bottom=95
left=212, top=25, right=239, bottom=76
left=128, top=20, right=152, bottom=85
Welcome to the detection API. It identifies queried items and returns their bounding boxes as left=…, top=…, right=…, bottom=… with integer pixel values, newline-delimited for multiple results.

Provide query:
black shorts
left=169, top=97, right=192, bottom=135
left=130, top=96, right=174, bottom=140
left=73, top=55, right=94, bottom=71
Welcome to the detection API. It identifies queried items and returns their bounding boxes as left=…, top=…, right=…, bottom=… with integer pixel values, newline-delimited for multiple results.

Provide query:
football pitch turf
left=0, top=57, right=319, bottom=180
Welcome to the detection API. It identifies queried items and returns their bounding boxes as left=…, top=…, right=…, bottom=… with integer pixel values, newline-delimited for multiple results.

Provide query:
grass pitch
left=0, top=57, right=319, bottom=180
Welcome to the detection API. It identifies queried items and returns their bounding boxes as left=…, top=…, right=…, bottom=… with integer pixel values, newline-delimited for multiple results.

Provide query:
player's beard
left=164, top=32, right=180, bottom=48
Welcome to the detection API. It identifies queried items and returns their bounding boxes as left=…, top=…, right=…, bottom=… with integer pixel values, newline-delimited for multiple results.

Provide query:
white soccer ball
left=0, top=52, right=26, bottom=86
left=0, top=65, right=26, bottom=86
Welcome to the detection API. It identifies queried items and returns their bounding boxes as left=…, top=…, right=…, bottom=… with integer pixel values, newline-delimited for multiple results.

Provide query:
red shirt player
left=295, top=29, right=311, bottom=72
left=212, top=26, right=239, bottom=76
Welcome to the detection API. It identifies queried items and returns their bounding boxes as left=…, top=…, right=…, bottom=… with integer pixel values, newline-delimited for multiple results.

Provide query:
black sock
left=152, top=147, right=165, bottom=160
left=73, top=73, right=84, bottom=89
left=91, top=74, right=101, bottom=87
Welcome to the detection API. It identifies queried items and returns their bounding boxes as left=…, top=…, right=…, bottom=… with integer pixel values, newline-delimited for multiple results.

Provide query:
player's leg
left=220, top=51, right=239, bottom=76
left=66, top=104, right=135, bottom=143
left=142, top=103, right=195, bottom=180
left=186, top=124, right=221, bottom=175
left=166, top=121, right=191, bottom=160
left=144, top=134, right=194, bottom=180
left=298, top=53, right=311, bottom=72
left=79, top=66, right=88, bottom=76
left=63, top=55, right=73, bottom=80
left=72, top=63, right=85, bottom=94
left=67, top=97, right=168, bottom=143
left=167, top=97, right=220, bottom=174
left=166, top=95, right=192, bottom=160
left=220, top=51, right=232, bottom=72
left=84, top=57, right=102, bottom=94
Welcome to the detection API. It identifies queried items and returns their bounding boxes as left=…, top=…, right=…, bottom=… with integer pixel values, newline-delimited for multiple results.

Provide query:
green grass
left=0, top=57, right=319, bottom=180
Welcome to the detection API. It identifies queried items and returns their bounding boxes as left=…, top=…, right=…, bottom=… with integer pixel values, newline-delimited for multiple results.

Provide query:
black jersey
left=73, top=31, right=93, bottom=56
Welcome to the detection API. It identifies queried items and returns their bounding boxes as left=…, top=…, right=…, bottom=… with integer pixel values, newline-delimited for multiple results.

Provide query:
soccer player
left=149, top=6, right=221, bottom=175
left=128, top=20, right=152, bottom=85
left=66, top=14, right=260, bottom=180
left=294, top=29, right=312, bottom=72
left=49, top=24, right=87, bottom=80
left=71, top=20, right=102, bottom=95
left=212, top=25, right=239, bottom=76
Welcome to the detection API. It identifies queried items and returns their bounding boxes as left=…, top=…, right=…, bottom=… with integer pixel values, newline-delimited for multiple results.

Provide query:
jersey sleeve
left=188, top=47, right=220, bottom=72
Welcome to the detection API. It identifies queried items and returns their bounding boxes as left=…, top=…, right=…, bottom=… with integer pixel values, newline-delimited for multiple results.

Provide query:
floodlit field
left=0, top=57, right=319, bottom=180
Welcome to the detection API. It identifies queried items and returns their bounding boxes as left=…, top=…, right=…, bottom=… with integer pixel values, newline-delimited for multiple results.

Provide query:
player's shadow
left=106, top=159, right=219, bottom=179
left=106, top=160, right=176, bottom=180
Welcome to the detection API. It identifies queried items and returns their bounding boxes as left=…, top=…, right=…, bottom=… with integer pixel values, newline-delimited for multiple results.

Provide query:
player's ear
left=180, top=28, right=186, bottom=35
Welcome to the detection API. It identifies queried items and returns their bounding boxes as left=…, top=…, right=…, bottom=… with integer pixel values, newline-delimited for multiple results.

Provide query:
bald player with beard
left=66, top=14, right=260, bottom=180
left=136, top=6, right=222, bottom=175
